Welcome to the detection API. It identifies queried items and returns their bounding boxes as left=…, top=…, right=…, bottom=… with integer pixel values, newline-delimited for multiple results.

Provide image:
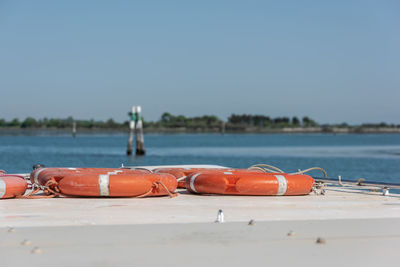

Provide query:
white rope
left=248, top=164, right=327, bottom=179
left=248, top=164, right=284, bottom=173
left=291, top=167, right=327, bottom=178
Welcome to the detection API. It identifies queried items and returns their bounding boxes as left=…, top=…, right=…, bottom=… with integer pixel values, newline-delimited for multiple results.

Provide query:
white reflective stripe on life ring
left=98, top=174, right=110, bottom=196
left=0, top=178, right=6, bottom=198
left=98, top=170, right=123, bottom=196
left=176, top=176, right=187, bottom=182
left=34, top=168, right=47, bottom=184
left=189, top=173, right=201, bottom=193
left=275, top=175, right=288, bottom=196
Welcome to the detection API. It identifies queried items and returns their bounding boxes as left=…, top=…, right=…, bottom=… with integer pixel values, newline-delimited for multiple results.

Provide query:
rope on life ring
left=17, top=179, right=61, bottom=199
left=19, top=178, right=178, bottom=199
left=248, top=164, right=327, bottom=178
left=137, top=181, right=178, bottom=198
left=248, top=164, right=284, bottom=173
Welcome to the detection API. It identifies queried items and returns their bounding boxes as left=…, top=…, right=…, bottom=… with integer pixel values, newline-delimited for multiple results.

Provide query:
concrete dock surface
left=1, top=186, right=400, bottom=266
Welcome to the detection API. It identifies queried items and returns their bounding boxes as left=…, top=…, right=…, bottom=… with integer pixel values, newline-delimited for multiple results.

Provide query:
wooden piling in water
left=135, top=106, right=145, bottom=155
left=72, top=121, right=77, bottom=138
left=126, top=106, right=145, bottom=156
left=127, top=128, right=134, bottom=155
left=127, top=106, right=135, bottom=155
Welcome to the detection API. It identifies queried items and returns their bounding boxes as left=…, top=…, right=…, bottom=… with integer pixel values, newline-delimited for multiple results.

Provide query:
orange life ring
left=0, top=174, right=28, bottom=199
left=154, top=168, right=263, bottom=188
left=30, top=167, right=150, bottom=187
left=154, top=168, right=220, bottom=188
left=58, top=172, right=177, bottom=197
left=185, top=170, right=314, bottom=196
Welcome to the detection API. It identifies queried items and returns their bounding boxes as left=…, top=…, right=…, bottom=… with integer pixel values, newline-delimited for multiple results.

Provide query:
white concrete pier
left=1, top=185, right=399, bottom=266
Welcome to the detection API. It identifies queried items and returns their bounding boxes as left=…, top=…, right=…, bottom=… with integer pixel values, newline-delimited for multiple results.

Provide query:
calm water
left=0, top=133, right=399, bottom=183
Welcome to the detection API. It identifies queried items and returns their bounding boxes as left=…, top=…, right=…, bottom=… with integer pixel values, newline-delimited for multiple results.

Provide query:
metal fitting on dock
left=215, top=209, right=224, bottom=223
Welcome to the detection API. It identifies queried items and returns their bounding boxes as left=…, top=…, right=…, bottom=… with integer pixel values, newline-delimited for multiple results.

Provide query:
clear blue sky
left=1, top=0, right=399, bottom=124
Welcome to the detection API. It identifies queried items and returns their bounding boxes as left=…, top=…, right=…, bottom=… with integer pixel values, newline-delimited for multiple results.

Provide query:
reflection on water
left=0, top=133, right=399, bottom=183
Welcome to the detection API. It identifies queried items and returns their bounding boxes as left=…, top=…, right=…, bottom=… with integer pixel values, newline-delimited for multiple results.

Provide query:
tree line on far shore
left=0, top=113, right=398, bottom=130
left=0, top=117, right=127, bottom=129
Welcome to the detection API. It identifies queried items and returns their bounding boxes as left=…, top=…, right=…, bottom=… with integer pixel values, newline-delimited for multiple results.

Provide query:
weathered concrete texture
left=1, top=186, right=399, bottom=266
left=0, top=186, right=399, bottom=227
left=1, top=218, right=399, bottom=267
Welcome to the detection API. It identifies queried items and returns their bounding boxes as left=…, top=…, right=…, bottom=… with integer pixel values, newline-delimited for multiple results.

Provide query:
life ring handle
left=248, top=164, right=327, bottom=179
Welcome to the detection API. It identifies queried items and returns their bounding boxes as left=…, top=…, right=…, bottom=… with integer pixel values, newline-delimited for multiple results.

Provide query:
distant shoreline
left=2, top=114, right=399, bottom=135
left=1, top=126, right=400, bottom=135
